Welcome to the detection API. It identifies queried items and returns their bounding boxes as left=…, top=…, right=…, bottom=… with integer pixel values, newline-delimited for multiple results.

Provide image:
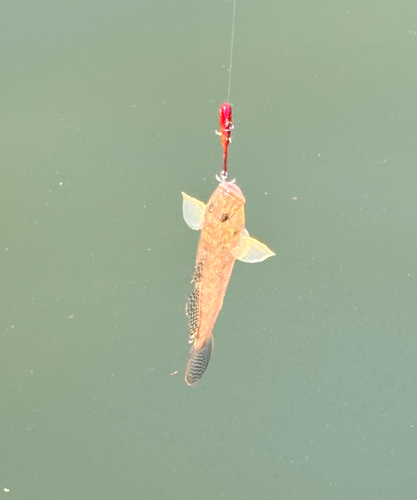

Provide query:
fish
left=182, top=180, right=275, bottom=386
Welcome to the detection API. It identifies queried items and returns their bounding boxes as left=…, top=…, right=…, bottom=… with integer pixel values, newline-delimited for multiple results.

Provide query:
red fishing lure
left=216, top=102, right=233, bottom=179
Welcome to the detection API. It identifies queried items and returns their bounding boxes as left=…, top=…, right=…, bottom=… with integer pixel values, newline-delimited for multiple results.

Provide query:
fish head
left=203, top=181, right=246, bottom=245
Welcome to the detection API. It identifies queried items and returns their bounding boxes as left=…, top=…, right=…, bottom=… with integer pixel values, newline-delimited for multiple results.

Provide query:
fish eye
left=220, top=213, right=229, bottom=222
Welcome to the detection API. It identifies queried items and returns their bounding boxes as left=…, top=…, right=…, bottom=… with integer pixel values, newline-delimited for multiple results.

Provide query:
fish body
left=182, top=181, right=274, bottom=386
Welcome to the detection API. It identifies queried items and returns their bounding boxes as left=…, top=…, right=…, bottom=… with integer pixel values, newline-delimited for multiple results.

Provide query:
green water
left=1, top=1, right=417, bottom=498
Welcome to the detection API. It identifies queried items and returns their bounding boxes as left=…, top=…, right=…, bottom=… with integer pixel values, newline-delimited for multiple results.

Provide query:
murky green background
left=2, top=1, right=417, bottom=498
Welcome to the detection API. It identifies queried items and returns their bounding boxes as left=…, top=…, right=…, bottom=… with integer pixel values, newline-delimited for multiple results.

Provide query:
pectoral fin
left=182, top=192, right=206, bottom=230
left=231, top=231, right=275, bottom=263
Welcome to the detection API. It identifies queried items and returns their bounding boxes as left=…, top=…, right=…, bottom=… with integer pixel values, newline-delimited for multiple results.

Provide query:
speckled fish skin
left=185, top=182, right=246, bottom=386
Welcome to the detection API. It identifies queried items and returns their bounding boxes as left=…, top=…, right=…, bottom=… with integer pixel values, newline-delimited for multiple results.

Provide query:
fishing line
left=227, top=0, right=237, bottom=103
left=216, top=0, right=237, bottom=183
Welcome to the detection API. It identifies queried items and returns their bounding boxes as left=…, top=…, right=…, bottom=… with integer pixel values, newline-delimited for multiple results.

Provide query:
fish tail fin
left=185, top=336, right=214, bottom=386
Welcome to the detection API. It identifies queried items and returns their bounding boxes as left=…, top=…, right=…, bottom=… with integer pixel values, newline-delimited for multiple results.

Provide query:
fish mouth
left=218, top=181, right=246, bottom=203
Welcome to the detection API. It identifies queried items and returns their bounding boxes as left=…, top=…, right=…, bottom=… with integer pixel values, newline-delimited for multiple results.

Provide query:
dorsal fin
left=185, top=260, right=204, bottom=343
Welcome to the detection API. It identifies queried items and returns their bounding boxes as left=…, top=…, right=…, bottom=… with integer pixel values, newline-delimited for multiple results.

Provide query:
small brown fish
left=182, top=180, right=275, bottom=386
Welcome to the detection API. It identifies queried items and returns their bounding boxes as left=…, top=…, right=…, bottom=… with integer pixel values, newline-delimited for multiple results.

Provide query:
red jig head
left=215, top=102, right=233, bottom=181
